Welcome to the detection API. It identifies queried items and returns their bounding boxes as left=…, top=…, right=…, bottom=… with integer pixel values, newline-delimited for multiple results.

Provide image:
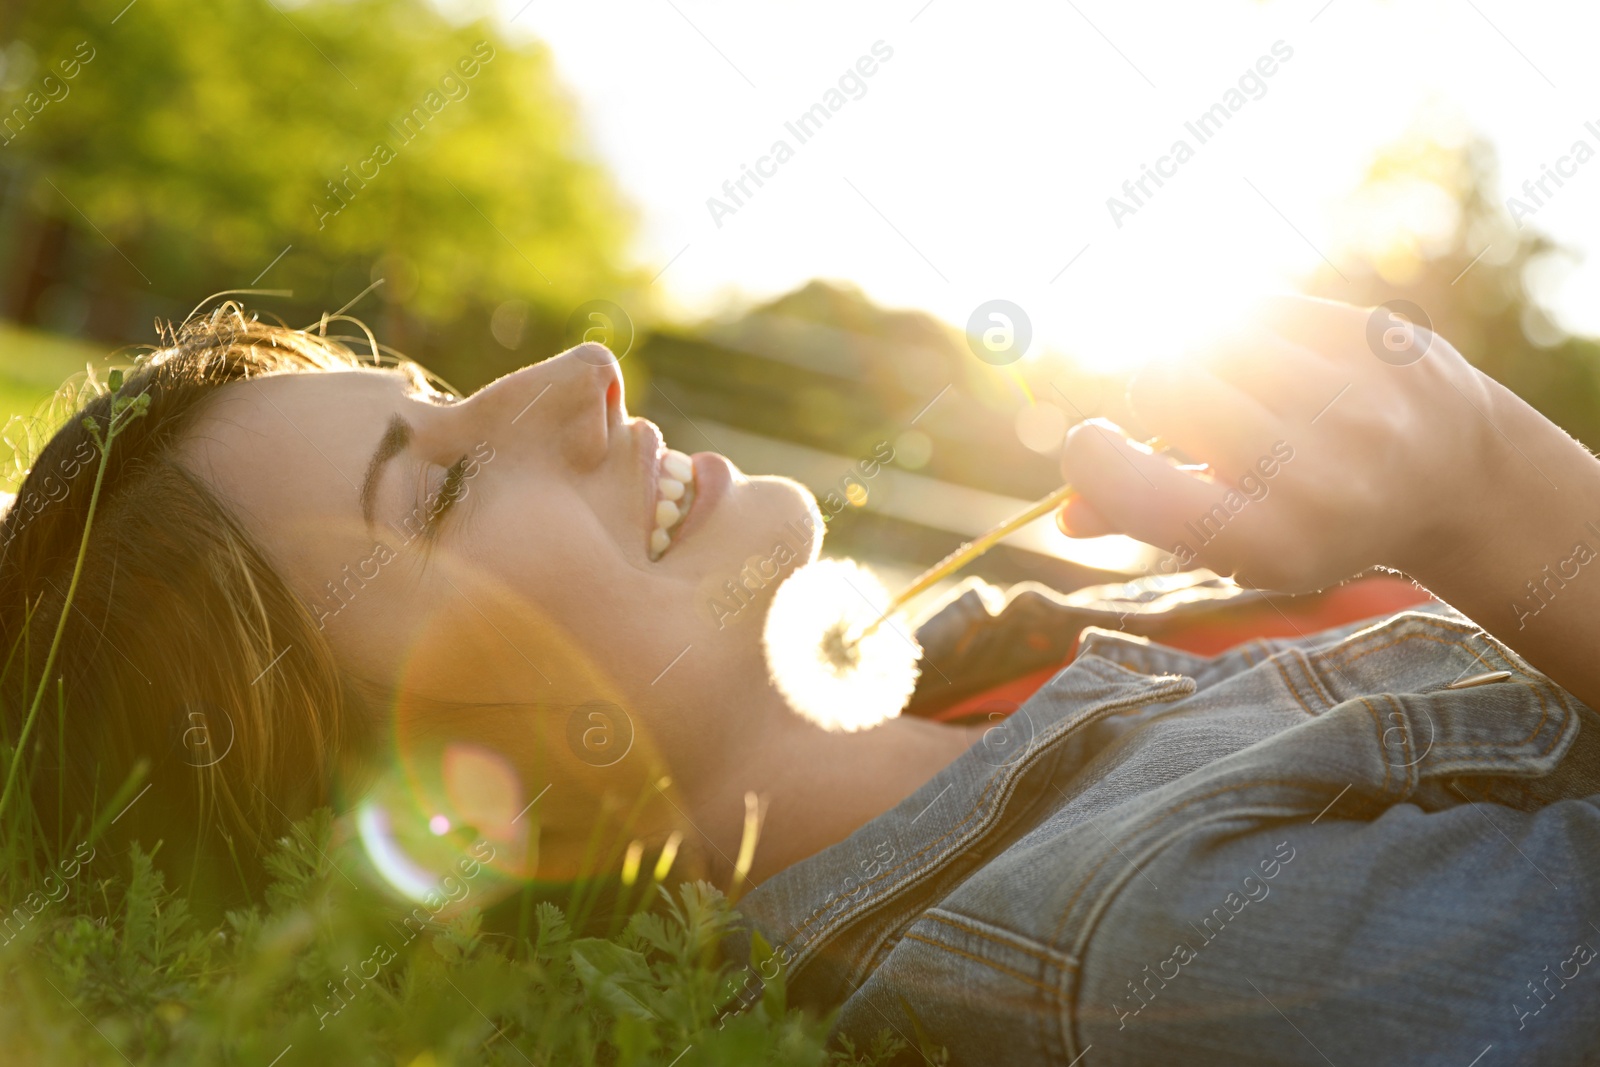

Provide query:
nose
left=568, top=342, right=626, bottom=414
left=466, top=342, right=624, bottom=470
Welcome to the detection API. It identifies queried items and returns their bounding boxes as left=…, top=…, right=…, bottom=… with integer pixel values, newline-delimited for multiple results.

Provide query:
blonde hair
left=0, top=305, right=430, bottom=902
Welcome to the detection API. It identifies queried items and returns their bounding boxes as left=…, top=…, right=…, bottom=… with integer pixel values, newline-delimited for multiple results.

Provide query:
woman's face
left=181, top=343, right=821, bottom=865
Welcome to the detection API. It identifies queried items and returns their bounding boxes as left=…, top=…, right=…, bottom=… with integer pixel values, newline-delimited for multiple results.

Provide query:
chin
left=760, top=475, right=825, bottom=566
left=694, top=476, right=823, bottom=632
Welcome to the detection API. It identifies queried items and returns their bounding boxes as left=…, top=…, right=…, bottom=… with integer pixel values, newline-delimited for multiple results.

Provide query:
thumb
left=1057, top=418, right=1219, bottom=550
left=1056, top=491, right=1113, bottom=538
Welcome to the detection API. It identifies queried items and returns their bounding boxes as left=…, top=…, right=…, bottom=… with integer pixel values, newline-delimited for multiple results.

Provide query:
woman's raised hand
left=1055, top=294, right=1503, bottom=593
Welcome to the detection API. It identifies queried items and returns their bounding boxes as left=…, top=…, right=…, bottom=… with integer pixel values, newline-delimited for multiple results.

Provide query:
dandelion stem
left=856, top=483, right=1077, bottom=642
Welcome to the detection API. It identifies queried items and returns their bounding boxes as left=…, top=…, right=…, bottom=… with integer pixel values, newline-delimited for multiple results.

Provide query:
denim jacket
left=723, top=593, right=1600, bottom=1065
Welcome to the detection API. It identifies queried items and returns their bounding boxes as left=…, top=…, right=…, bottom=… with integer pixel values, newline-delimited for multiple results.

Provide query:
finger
left=1058, top=418, right=1234, bottom=552
left=1056, top=491, right=1112, bottom=538
left=1126, top=360, right=1289, bottom=475
left=1252, top=293, right=1375, bottom=364
left=1200, top=326, right=1350, bottom=423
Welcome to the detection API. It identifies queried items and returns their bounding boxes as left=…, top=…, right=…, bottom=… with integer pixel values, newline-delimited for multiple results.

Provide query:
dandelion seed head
left=762, top=558, right=921, bottom=732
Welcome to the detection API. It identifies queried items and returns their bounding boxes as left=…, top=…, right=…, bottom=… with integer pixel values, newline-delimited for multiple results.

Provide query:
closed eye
left=422, top=455, right=471, bottom=539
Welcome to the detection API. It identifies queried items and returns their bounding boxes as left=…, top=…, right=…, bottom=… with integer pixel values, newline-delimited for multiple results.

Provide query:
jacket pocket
left=1053, top=613, right=1586, bottom=1063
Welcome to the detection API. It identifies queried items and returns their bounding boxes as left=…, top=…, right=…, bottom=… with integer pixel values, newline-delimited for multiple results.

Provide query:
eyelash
left=422, top=455, right=470, bottom=537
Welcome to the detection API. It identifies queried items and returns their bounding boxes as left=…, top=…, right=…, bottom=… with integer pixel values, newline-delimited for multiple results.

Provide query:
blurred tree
left=0, top=0, right=644, bottom=388
left=1308, top=129, right=1600, bottom=449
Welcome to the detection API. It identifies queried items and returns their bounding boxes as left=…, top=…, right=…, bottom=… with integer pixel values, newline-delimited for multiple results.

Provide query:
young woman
left=3, top=296, right=1596, bottom=1064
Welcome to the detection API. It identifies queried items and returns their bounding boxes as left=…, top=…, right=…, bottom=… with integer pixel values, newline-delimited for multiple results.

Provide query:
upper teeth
left=649, top=450, right=696, bottom=560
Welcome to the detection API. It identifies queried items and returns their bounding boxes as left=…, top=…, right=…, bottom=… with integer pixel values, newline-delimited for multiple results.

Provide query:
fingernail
left=1055, top=492, right=1089, bottom=536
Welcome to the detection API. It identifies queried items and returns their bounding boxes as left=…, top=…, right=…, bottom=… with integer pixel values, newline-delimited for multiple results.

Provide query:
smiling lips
left=649, top=449, right=697, bottom=561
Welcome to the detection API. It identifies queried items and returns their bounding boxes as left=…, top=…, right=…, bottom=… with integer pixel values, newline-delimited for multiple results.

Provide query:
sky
left=494, top=0, right=1600, bottom=372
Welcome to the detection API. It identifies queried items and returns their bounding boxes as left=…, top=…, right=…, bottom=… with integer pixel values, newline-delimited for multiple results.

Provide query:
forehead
left=180, top=368, right=408, bottom=587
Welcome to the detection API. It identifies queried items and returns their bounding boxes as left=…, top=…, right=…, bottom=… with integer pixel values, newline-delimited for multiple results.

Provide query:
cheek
left=476, top=508, right=649, bottom=648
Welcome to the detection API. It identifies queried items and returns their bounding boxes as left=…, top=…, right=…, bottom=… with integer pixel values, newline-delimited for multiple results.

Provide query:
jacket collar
left=719, top=653, right=1196, bottom=1018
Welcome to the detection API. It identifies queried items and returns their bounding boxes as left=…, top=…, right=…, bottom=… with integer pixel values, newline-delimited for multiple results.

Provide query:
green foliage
left=1308, top=129, right=1600, bottom=449
left=0, top=321, right=109, bottom=491
left=0, top=0, right=645, bottom=387
left=0, top=814, right=928, bottom=1066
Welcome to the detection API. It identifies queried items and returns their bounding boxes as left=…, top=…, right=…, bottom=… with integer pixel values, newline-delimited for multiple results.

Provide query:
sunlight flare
left=761, top=558, right=922, bottom=733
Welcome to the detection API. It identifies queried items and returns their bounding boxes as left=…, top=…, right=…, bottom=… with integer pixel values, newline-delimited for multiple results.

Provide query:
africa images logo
left=1105, top=40, right=1294, bottom=229
left=705, top=41, right=895, bottom=228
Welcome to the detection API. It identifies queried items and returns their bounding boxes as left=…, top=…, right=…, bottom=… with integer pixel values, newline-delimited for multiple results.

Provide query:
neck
left=673, top=687, right=985, bottom=889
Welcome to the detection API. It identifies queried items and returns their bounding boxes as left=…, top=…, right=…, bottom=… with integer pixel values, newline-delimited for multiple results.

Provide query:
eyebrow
left=360, top=414, right=413, bottom=533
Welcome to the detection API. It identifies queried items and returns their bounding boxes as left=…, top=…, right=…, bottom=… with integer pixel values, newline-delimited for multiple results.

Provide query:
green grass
left=1, top=819, right=924, bottom=1066
left=0, top=321, right=115, bottom=492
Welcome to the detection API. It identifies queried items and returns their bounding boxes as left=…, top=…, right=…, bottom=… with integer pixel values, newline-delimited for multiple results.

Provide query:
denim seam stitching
left=783, top=666, right=1195, bottom=976
left=1048, top=777, right=1358, bottom=951
left=901, top=931, right=1063, bottom=998
left=1290, top=647, right=1336, bottom=711
left=1361, top=696, right=1395, bottom=796
left=1383, top=693, right=1417, bottom=787
left=1063, top=803, right=1314, bottom=1059
left=1317, top=627, right=1562, bottom=750
left=788, top=667, right=1185, bottom=954
left=1081, top=630, right=1211, bottom=677
left=1330, top=623, right=1520, bottom=676
left=926, top=909, right=1078, bottom=970
left=1320, top=615, right=1487, bottom=671
left=1270, top=652, right=1317, bottom=718
left=1421, top=682, right=1569, bottom=760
